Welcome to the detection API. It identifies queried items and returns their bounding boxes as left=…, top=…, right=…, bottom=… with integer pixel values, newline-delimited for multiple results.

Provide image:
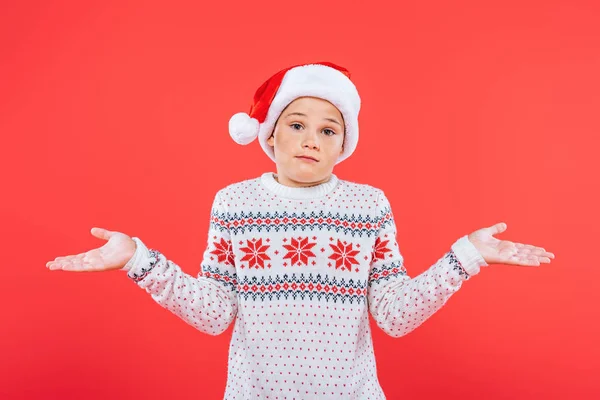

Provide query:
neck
left=261, top=172, right=339, bottom=200
left=273, top=173, right=332, bottom=188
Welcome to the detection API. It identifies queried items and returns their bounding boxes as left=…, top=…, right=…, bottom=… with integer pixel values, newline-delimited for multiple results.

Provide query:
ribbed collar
left=260, top=172, right=339, bottom=200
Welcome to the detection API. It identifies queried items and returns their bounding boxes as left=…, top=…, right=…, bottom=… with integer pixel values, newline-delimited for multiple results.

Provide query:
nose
left=302, top=129, right=320, bottom=150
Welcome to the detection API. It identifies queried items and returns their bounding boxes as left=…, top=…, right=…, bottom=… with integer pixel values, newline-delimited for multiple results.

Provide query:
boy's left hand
left=468, top=222, right=555, bottom=266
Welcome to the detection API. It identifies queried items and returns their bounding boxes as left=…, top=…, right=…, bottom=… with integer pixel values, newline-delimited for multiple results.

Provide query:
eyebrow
left=284, top=112, right=342, bottom=127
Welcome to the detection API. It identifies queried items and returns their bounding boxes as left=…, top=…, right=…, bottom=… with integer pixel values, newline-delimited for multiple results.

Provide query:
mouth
left=296, top=155, right=319, bottom=162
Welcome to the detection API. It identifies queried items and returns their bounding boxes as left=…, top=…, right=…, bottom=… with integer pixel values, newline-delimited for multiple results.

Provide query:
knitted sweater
left=122, top=172, right=488, bottom=400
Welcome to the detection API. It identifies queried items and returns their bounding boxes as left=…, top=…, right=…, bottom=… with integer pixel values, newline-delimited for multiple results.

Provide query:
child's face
left=267, top=97, right=345, bottom=187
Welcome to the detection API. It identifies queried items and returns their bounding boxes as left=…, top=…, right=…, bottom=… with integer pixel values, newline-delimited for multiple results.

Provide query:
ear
left=268, top=117, right=281, bottom=147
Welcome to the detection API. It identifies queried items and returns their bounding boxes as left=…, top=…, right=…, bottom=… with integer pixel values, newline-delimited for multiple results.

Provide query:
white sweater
left=122, top=172, right=488, bottom=399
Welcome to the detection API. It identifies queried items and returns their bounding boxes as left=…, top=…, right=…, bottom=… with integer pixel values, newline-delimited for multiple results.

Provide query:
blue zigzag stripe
left=209, top=206, right=393, bottom=237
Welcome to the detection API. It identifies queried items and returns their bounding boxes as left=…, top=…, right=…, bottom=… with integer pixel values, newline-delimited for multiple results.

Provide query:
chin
left=290, top=170, right=315, bottom=181
left=291, top=167, right=327, bottom=182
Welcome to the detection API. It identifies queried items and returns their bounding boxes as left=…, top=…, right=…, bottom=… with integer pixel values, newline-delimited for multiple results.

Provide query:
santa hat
left=228, top=61, right=361, bottom=165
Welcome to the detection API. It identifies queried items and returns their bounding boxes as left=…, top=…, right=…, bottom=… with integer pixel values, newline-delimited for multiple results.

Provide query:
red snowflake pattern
left=239, top=238, right=271, bottom=269
left=371, top=236, right=392, bottom=262
left=328, top=239, right=360, bottom=271
left=210, top=237, right=235, bottom=265
left=282, top=236, right=317, bottom=266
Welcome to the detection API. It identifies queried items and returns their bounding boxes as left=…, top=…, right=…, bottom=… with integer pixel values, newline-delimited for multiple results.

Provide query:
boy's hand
left=46, top=228, right=137, bottom=272
left=468, top=222, right=555, bottom=267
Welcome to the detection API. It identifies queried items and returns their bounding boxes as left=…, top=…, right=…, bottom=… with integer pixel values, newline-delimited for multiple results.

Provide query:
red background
left=2, top=0, right=598, bottom=398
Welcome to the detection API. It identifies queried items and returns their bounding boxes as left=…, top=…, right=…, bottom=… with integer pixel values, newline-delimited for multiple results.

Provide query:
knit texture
left=122, top=172, right=488, bottom=399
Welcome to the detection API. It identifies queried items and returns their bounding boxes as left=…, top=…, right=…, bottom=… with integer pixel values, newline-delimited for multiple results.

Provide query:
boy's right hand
left=46, top=227, right=137, bottom=272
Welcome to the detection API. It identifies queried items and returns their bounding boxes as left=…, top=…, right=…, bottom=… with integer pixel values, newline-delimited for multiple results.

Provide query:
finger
left=539, top=257, right=552, bottom=263
left=524, top=256, right=541, bottom=266
left=488, top=222, right=507, bottom=235
left=91, top=227, right=112, bottom=241
left=53, top=254, right=83, bottom=263
left=71, top=253, right=92, bottom=270
left=518, top=259, right=540, bottom=266
left=532, top=248, right=554, bottom=259
left=516, top=245, right=555, bottom=259
left=508, top=254, right=540, bottom=267
left=528, top=247, right=555, bottom=259
left=48, top=254, right=85, bottom=271
left=516, top=243, right=549, bottom=255
left=47, top=261, right=63, bottom=270
left=515, top=243, right=539, bottom=251
left=514, top=243, right=538, bottom=252
left=47, top=258, right=69, bottom=270
left=514, top=249, right=541, bottom=263
left=55, top=259, right=89, bottom=271
left=62, top=258, right=85, bottom=271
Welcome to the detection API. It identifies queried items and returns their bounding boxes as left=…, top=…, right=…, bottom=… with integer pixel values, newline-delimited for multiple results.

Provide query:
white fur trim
left=257, top=64, right=361, bottom=165
left=229, top=112, right=259, bottom=145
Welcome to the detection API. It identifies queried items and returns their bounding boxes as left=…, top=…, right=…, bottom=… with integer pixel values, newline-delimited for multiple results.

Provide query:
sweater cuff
left=121, top=237, right=152, bottom=274
left=451, top=235, right=488, bottom=276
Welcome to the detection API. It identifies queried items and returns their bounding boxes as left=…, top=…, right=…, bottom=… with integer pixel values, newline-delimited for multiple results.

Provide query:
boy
left=46, top=61, right=555, bottom=399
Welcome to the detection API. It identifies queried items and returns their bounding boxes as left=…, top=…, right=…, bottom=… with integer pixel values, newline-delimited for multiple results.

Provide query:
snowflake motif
left=371, top=236, right=392, bottom=262
left=239, top=238, right=271, bottom=269
left=209, top=238, right=235, bottom=265
left=328, top=239, right=360, bottom=271
left=282, top=237, right=317, bottom=266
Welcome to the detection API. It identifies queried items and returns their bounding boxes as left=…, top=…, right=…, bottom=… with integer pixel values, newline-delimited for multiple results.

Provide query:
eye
left=290, top=123, right=303, bottom=130
left=323, top=128, right=336, bottom=136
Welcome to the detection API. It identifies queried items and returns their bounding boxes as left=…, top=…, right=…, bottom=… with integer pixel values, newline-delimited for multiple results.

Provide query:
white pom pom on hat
left=228, top=61, right=361, bottom=165
left=229, top=112, right=260, bottom=145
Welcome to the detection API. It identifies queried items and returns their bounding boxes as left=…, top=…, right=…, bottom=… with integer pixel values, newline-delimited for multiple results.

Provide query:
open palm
left=46, top=227, right=137, bottom=272
left=468, top=222, right=555, bottom=266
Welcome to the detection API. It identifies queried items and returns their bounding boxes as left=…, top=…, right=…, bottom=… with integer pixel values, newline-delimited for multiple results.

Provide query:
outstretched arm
left=123, top=190, right=238, bottom=336
left=367, top=190, right=487, bottom=338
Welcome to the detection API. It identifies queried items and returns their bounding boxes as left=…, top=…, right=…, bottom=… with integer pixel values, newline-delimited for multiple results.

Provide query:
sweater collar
left=260, top=172, right=339, bottom=200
